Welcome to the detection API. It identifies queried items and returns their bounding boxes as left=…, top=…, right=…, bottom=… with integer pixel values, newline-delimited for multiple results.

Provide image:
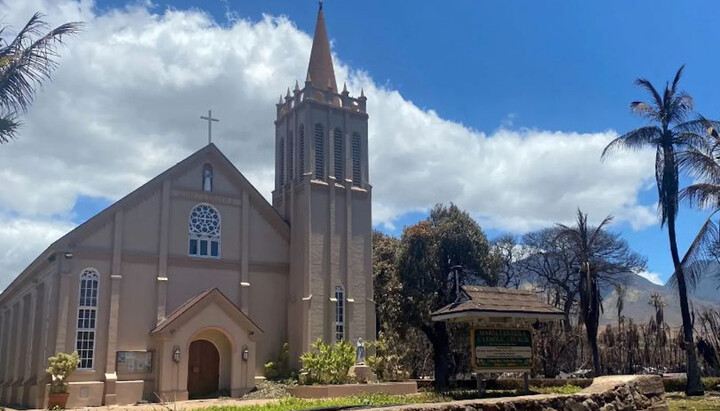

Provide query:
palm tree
left=556, top=209, right=614, bottom=376
left=602, top=66, right=710, bottom=395
left=0, top=13, right=82, bottom=143
left=675, top=125, right=720, bottom=285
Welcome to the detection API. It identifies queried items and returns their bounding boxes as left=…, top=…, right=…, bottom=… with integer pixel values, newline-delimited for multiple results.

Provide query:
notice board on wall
left=116, top=351, right=153, bottom=373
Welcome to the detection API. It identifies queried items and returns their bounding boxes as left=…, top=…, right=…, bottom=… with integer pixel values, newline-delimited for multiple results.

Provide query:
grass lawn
left=189, top=385, right=584, bottom=411
left=667, top=392, right=720, bottom=411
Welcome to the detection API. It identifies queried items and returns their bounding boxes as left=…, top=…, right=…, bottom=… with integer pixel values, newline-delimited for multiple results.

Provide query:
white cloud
left=0, top=216, right=76, bottom=290
left=637, top=270, right=665, bottom=285
left=0, top=0, right=658, bottom=286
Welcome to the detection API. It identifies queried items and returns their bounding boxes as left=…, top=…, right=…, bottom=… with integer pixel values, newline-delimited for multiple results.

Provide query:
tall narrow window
left=314, top=124, right=325, bottom=179
left=333, top=128, right=344, bottom=181
left=335, top=285, right=345, bottom=342
left=188, top=203, right=221, bottom=258
left=288, top=131, right=294, bottom=182
left=352, top=133, right=362, bottom=186
left=202, top=163, right=213, bottom=192
left=76, top=268, right=99, bottom=369
left=278, top=138, right=285, bottom=186
left=299, top=125, right=305, bottom=180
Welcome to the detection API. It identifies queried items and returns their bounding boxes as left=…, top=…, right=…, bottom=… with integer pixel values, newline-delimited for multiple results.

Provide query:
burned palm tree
left=555, top=209, right=613, bottom=376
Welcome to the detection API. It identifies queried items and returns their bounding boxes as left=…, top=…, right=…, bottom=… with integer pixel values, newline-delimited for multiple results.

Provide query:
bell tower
left=272, top=2, right=374, bottom=362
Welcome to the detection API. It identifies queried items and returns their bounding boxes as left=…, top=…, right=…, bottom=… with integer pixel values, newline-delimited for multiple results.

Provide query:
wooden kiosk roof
left=431, top=285, right=565, bottom=323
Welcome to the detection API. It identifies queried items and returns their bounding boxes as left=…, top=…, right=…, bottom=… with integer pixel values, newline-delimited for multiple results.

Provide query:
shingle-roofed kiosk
left=431, top=286, right=564, bottom=390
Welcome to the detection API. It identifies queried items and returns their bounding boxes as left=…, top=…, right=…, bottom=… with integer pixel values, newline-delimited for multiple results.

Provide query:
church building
left=0, top=4, right=374, bottom=408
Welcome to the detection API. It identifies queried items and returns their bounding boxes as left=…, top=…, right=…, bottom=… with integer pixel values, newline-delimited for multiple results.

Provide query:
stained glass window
left=188, top=203, right=221, bottom=258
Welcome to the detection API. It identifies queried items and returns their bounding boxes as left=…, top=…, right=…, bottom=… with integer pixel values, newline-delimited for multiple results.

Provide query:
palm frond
left=590, top=214, right=614, bottom=244
left=673, top=117, right=720, bottom=137
left=670, top=65, right=686, bottom=97
left=630, top=101, right=658, bottom=120
left=680, top=184, right=720, bottom=210
left=669, top=213, right=719, bottom=291
left=601, top=126, right=662, bottom=159
left=635, top=78, right=663, bottom=110
left=0, top=13, right=83, bottom=115
left=678, top=146, right=720, bottom=185
left=0, top=116, right=19, bottom=143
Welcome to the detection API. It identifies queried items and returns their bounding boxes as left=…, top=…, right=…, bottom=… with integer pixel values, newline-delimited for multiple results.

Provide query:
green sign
left=471, top=328, right=532, bottom=371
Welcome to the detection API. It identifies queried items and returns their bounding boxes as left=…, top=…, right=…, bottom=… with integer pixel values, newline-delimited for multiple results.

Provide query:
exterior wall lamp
left=172, top=345, right=181, bottom=363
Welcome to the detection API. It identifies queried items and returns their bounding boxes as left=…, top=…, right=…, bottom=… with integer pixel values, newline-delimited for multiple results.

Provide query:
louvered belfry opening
left=314, top=123, right=325, bottom=179
left=333, top=128, right=344, bottom=181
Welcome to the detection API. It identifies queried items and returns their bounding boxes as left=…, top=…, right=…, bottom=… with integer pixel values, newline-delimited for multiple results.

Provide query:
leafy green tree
left=602, top=66, right=713, bottom=395
left=1, top=13, right=82, bottom=143
left=396, top=203, right=495, bottom=388
left=372, top=230, right=403, bottom=335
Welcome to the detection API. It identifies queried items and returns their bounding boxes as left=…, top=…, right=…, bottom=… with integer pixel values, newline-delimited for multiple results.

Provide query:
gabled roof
left=431, top=285, right=565, bottom=323
left=0, top=143, right=289, bottom=304
left=152, top=288, right=262, bottom=335
left=306, top=2, right=337, bottom=92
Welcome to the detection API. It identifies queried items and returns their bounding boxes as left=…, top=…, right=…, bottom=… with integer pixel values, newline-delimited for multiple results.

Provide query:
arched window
left=299, top=125, right=305, bottom=180
left=335, top=285, right=345, bottom=342
left=278, top=138, right=285, bottom=187
left=352, top=133, right=362, bottom=186
left=188, top=203, right=221, bottom=258
left=314, top=124, right=325, bottom=179
left=76, top=268, right=99, bottom=369
left=202, top=164, right=213, bottom=192
left=288, top=131, right=294, bottom=182
left=333, top=128, right=344, bottom=181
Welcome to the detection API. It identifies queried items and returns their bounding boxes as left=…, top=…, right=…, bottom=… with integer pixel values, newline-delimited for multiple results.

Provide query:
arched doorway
left=187, top=340, right=219, bottom=398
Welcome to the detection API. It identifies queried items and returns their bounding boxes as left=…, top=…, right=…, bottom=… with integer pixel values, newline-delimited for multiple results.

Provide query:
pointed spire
left=342, top=82, right=348, bottom=94
left=306, top=2, right=337, bottom=92
left=360, top=88, right=365, bottom=98
left=286, top=87, right=291, bottom=98
left=294, top=80, right=300, bottom=92
left=278, top=95, right=283, bottom=104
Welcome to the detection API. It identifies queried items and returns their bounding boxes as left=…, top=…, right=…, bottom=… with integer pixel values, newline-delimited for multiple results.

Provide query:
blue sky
left=4, top=0, right=720, bottom=287
left=116, top=0, right=720, bottom=284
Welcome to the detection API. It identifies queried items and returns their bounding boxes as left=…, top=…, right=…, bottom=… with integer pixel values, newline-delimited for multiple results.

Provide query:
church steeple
left=307, top=1, right=337, bottom=92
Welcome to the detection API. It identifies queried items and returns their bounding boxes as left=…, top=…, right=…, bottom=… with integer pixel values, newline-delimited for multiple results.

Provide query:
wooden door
left=187, top=340, right=219, bottom=398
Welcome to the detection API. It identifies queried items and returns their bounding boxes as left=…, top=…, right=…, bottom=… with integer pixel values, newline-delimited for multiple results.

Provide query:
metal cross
left=200, top=110, right=219, bottom=145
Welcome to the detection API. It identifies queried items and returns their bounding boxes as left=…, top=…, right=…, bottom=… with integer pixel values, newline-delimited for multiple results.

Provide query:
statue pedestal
left=348, top=364, right=378, bottom=384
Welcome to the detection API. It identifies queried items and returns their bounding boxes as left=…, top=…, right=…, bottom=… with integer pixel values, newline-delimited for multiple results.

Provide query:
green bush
left=46, top=351, right=79, bottom=394
left=366, top=336, right=409, bottom=382
left=264, top=343, right=291, bottom=380
left=299, top=339, right=355, bottom=385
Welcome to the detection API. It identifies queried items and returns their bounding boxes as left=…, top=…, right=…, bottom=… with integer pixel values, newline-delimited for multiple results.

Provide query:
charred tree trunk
left=668, top=213, right=704, bottom=395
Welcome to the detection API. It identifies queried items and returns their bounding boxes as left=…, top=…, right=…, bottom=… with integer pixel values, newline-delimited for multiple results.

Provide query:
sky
left=2, top=0, right=720, bottom=289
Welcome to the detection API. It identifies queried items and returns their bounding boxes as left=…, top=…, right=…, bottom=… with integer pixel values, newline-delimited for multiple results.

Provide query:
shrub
left=299, top=339, right=355, bottom=385
left=265, top=343, right=291, bottom=380
left=366, top=334, right=409, bottom=382
left=46, top=351, right=79, bottom=394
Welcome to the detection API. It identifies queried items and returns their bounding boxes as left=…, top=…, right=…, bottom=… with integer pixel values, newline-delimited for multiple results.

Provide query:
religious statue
left=355, top=337, right=365, bottom=364
left=203, top=166, right=213, bottom=192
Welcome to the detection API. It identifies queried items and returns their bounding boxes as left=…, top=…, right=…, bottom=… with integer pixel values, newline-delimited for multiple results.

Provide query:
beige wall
left=0, top=147, right=292, bottom=408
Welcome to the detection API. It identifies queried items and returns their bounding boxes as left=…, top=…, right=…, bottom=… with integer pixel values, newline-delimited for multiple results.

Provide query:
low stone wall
left=372, top=375, right=667, bottom=411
